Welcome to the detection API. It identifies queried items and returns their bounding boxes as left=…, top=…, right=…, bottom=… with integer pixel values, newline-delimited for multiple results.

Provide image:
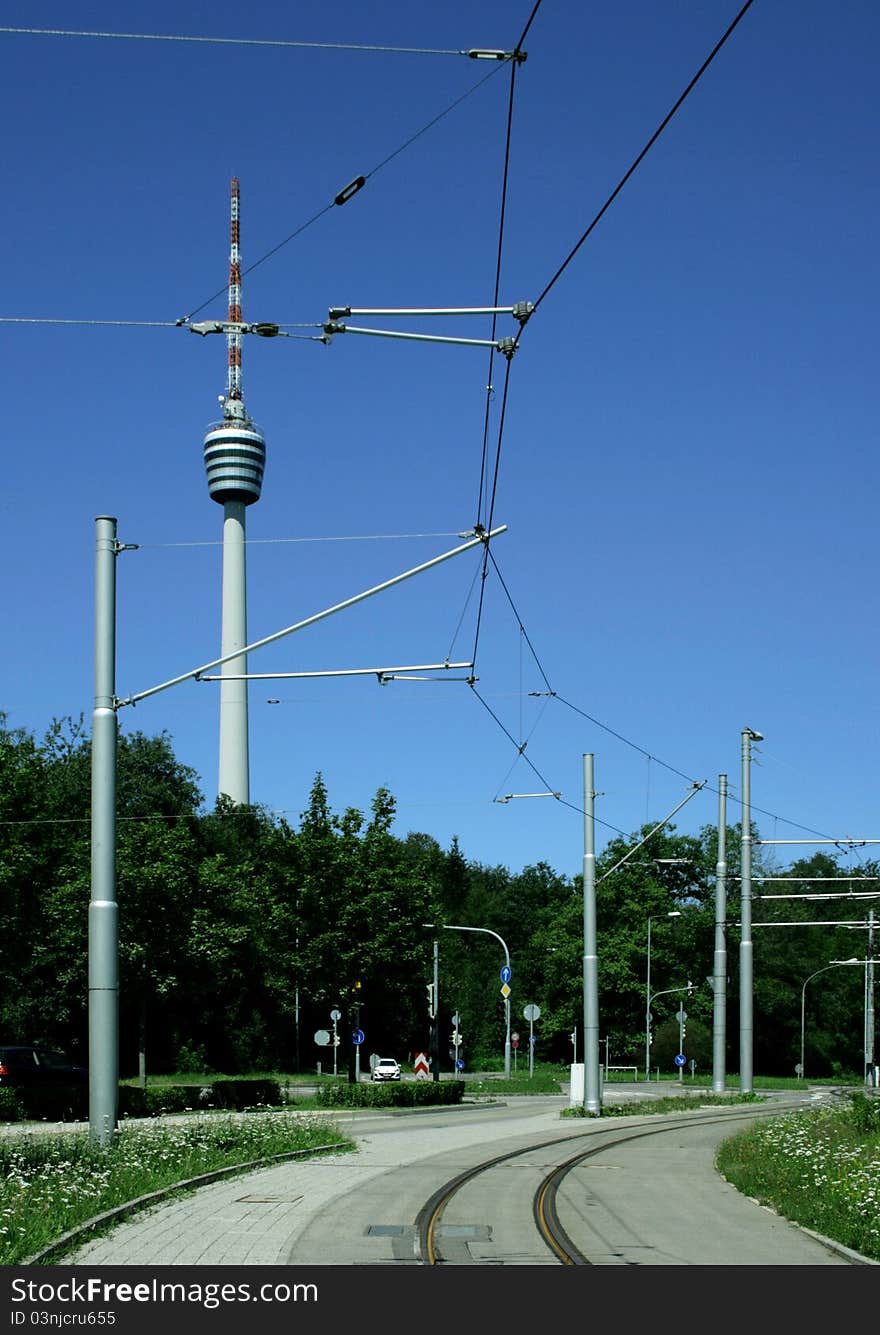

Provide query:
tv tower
left=203, top=177, right=266, bottom=805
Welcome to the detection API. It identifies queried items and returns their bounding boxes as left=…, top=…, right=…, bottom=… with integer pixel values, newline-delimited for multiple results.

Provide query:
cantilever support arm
left=117, top=525, right=506, bottom=709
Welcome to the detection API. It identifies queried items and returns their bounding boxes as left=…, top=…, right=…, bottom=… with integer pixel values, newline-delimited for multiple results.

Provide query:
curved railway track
left=415, top=1100, right=830, bottom=1266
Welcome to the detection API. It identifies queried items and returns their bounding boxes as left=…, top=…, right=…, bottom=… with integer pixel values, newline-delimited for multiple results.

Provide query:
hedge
left=315, top=1079, right=465, bottom=1109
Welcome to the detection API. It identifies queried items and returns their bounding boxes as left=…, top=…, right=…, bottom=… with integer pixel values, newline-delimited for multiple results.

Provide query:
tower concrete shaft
left=218, top=501, right=250, bottom=804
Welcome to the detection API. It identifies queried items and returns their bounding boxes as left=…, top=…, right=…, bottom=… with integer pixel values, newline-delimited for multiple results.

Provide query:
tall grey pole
left=432, top=937, right=440, bottom=1082
left=712, top=774, right=728, bottom=1093
left=678, top=1005, right=685, bottom=1083
left=583, top=754, right=601, bottom=1113
left=866, top=910, right=875, bottom=1087
left=740, top=728, right=760, bottom=1094
left=645, top=917, right=653, bottom=1083
left=90, top=517, right=120, bottom=1148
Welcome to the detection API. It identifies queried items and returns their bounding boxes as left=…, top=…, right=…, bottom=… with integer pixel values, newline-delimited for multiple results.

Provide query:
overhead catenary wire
left=1, top=60, right=511, bottom=331
left=469, top=684, right=628, bottom=836
left=597, top=781, right=708, bottom=883
left=178, top=59, right=510, bottom=325
left=464, top=2, right=755, bottom=680
left=6, top=1, right=749, bottom=358
left=461, top=6, right=541, bottom=677
left=133, top=530, right=464, bottom=548
left=122, top=514, right=851, bottom=854
left=470, top=597, right=854, bottom=850
left=6, top=5, right=860, bottom=859
left=474, top=30, right=525, bottom=534
left=0, top=317, right=179, bottom=327
left=487, top=551, right=554, bottom=693
left=0, top=26, right=474, bottom=57
left=528, top=0, right=757, bottom=318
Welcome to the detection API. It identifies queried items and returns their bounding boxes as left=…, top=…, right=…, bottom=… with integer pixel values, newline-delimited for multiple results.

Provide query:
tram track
left=416, top=1099, right=821, bottom=1265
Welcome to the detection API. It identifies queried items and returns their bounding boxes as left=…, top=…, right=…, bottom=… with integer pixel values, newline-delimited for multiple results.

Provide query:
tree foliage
left=0, top=714, right=872, bottom=1081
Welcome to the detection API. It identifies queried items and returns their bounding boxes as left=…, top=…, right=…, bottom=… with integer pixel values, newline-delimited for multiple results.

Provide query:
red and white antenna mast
left=227, top=176, right=243, bottom=407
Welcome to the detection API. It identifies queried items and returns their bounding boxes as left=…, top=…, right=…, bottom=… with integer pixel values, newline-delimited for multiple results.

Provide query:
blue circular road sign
left=674, top=1053, right=686, bottom=1067
left=455, top=1058, right=465, bottom=1071
left=352, top=1029, right=365, bottom=1045
left=500, top=965, right=511, bottom=984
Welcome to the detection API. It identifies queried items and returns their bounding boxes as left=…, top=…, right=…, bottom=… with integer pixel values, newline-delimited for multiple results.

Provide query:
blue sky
left=3, top=1, right=878, bottom=881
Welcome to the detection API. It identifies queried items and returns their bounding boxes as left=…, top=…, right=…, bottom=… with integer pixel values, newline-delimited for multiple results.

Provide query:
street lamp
left=645, top=911, right=681, bottom=1082
left=799, top=959, right=860, bottom=1080
left=423, top=922, right=512, bottom=1078
left=831, top=958, right=876, bottom=1088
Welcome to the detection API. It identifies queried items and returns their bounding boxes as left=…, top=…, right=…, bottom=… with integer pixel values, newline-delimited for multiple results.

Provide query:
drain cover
left=235, top=1194, right=304, bottom=1204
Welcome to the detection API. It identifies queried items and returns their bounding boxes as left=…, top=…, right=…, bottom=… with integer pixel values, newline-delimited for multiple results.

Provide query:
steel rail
left=416, top=1100, right=812, bottom=1265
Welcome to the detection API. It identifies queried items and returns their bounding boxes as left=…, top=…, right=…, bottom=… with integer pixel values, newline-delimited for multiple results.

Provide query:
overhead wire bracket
left=320, top=301, right=532, bottom=353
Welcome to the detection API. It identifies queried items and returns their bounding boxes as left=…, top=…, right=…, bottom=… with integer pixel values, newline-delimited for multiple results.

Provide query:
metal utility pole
left=645, top=917, right=652, bottom=1082
left=90, top=516, right=120, bottom=1148
left=677, top=1000, right=688, bottom=1083
left=866, top=909, right=876, bottom=1087
left=712, top=774, right=728, bottom=1093
left=582, top=754, right=601, bottom=1113
left=740, top=727, right=762, bottom=1094
left=431, top=938, right=440, bottom=1082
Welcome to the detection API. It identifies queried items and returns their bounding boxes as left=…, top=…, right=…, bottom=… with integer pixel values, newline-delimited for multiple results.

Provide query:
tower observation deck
left=203, top=399, right=266, bottom=505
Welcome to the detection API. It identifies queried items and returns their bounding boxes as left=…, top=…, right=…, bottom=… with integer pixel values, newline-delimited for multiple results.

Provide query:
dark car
left=0, top=1045, right=87, bottom=1088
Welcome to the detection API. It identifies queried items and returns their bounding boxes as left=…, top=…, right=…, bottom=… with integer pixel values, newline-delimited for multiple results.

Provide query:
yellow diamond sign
left=500, top=982, right=511, bottom=998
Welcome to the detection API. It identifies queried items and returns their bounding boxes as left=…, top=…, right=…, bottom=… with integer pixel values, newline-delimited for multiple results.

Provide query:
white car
left=371, top=1057, right=401, bottom=1082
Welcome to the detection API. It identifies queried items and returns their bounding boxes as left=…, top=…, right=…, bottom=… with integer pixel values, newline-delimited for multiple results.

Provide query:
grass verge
left=715, top=1091, right=880, bottom=1262
left=0, top=1112, right=353, bottom=1266
left=561, top=1091, right=764, bottom=1118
